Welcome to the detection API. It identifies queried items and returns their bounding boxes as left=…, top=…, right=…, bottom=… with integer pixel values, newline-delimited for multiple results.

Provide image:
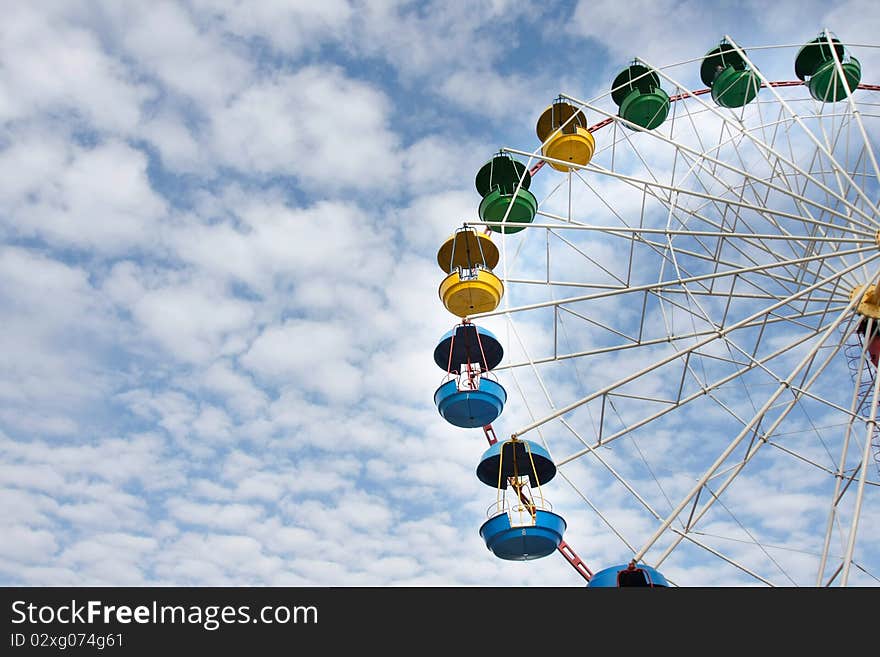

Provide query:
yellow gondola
left=535, top=100, right=595, bottom=171
left=438, top=268, right=504, bottom=317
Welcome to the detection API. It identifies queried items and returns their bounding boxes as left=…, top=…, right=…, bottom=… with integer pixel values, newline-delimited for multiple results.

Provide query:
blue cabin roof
left=588, top=563, right=670, bottom=587
left=476, top=439, right=556, bottom=488
left=434, top=323, right=503, bottom=374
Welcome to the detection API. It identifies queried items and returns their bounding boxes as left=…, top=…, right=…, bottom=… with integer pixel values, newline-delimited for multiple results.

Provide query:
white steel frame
left=469, top=33, right=880, bottom=586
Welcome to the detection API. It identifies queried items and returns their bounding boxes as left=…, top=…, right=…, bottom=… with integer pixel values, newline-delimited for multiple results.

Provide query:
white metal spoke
left=508, top=146, right=877, bottom=236
left=724, top=35, right=880, bottom=221
left=493, top=305, right=847, bottom=372
left=624, top=58, right=880, bottom=229
left=478, top=244, right=870, bottom=321
left=643, top=292, right=861, bottom=565
left=559, top=87, right=880, bottom=231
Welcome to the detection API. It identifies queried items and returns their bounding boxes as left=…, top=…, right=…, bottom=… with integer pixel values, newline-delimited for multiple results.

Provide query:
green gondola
left=701, top=41, right=760, bottom=108
left=475, top=152, right=538, bottom=234
left=611, top=63, right=670, bottom=130
left=795, top=34, right=861, bottom=102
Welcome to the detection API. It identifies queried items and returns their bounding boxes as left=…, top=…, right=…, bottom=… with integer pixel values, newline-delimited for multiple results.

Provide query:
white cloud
left=168, top=500, right=265, bottom=530
left=0, top=135, right=167, bottom=252
left=108, top=0, right=253, bottom=107
left=0, top=247, right=119, bottom=436
left=0, top=3, right=150, bottom=131
left=241, top=319, right=364, bottom=403
left=131, top=280, right=255, bottom=364
left=139, top=108, right=205, bottom=173
left=171, top=196, right=395, bottom=294
left=208, top=66, right=402, bottom=188
left=439, top=70, right=543, bottom=120
left=347, top=2, right=529, bottom=79
left=0, top=526, right=58, bottom=564
left=401, top=134, right=498, bottom=194
left=190, top=0, right=354, bottom=57
left=193, top=360, right=269, bottom=418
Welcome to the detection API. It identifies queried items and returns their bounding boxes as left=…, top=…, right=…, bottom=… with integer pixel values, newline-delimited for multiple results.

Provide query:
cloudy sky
left=2, top=0, right=879, bottom=587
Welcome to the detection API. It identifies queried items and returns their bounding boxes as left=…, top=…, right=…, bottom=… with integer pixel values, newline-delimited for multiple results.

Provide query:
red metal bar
left=519, top=81, right=867, bottom=209
left=482, top=424, right=498, bottom=446
left=555, top=81, right=880, bottom=149
left=557, top=539, right=593, bottom=583
left=445, top=323, right=456, bottom=375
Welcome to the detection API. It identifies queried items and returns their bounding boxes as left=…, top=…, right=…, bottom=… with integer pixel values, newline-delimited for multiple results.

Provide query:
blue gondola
left=587, top=563, right=670, bottom=587
left=434, top=377, right=507, bottom=428
left=476, top=438, right=565, bottom=560
left=479, top=509, right=567, bottom=561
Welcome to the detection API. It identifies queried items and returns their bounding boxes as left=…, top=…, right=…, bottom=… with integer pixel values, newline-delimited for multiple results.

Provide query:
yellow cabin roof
left=437, top=229, right=500, bottom=273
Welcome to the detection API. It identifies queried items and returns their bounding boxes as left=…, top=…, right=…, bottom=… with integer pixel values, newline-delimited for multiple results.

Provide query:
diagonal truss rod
left=582, top=111, right=867, bottom=291
left=493, top=304, right=847, bottom=372
left=475, top=221, right=874, bottom=244
left=823, top=32, right=880, bottom=187
left=506, top=146, right=877, bottom=236
left=574, top=62, right=880, bottom=229
left=519, top=198, right=851, bottom=297
left=638, top=285, right=863, bottom=566
left=556, top=317, right=828, bottom=462
left=503, top=292, right=779, bottom=585
left=500, top=279, right=839, bottom=304
left=818, top=314, right=874, bottom=584
left=474, top=244, right=871, bottom=320
left=722, top=35, right=880, bottom=223
left=569, top=93, right=871, bottom=290
left=508, top=251, right=878, bottom=440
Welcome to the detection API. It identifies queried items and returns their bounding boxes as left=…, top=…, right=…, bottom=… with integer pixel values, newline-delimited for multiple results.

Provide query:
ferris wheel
left=433, top=31, right=880, bottom=586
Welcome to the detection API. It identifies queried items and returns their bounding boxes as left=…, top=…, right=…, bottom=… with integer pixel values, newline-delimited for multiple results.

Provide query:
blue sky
left=1, top=0, right=879, bottom=587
